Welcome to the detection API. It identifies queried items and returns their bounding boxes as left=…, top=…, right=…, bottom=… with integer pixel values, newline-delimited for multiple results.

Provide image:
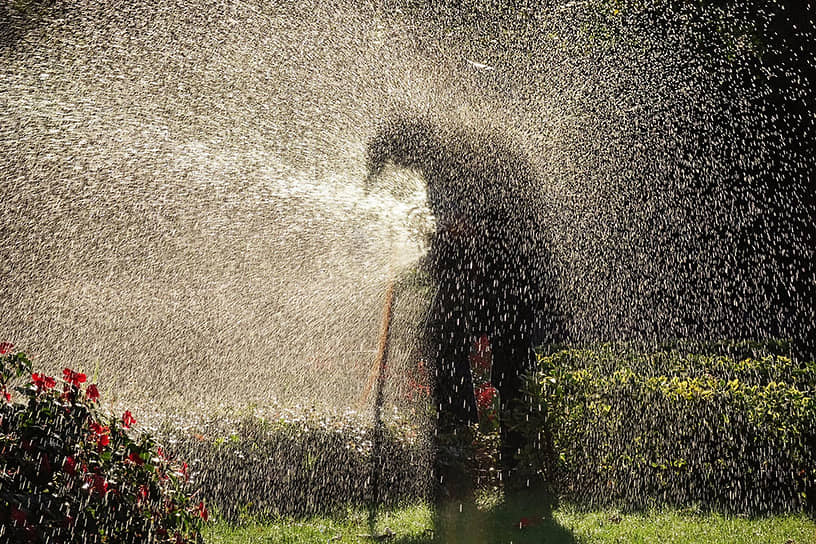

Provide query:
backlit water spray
left=2, top=0, right=813, bottom=518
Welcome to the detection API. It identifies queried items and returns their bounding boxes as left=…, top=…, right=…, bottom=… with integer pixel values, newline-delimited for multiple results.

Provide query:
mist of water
left=1, top=0, right=814, bottom=515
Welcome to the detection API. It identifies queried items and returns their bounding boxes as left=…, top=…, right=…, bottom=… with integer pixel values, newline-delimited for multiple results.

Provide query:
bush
left=0, top=345, right=208, bottom=543
left=151, top=405, right=430, bottom=521
left=515, top=344, right=816, bottom=514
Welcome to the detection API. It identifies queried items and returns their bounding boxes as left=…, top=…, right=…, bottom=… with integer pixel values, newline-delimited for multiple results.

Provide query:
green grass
left=202, top=504, right=434, bottom=543
left=203, top=498, right=816, bottom=544
left=555, top=509, right=815, bottom=544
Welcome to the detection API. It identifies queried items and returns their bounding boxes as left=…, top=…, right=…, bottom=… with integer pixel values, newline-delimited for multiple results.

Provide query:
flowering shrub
left=474, top=384, right=497, bottom=414
left=0, top=346, right=208, bottom=543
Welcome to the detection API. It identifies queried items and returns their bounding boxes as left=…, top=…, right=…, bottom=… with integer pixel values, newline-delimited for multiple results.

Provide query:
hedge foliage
left=515, top=342, right=816, bottom=514
left=154, top=406, right=430, bottom=521
left=9, top=337, right=810, bottom=523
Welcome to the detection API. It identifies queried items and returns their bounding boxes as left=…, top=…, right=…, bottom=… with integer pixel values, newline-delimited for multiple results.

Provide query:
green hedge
left=515, top=344, right=816, bottom=514
left=153, top=406, right=430, bottom=521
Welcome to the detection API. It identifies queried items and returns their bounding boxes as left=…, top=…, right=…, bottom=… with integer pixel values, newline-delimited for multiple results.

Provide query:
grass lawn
left=203, top=498, right=815, bottom=543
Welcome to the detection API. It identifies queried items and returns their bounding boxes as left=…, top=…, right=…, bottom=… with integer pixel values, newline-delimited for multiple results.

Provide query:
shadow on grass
left=366, top=489, right=577, bottom=544
left=430, top=489, right=577, bottom=544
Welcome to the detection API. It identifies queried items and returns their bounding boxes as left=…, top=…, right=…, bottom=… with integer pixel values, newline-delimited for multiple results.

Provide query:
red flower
left=475, top=383, right=498, bottom=412
left=2, top=388, right=10, bottom=404
left=62, top=368, right=87, bottom=387
left=32, top=372, right=56, bottom=392
left=59, top=384, right=73, bottom=403
left=89, top=421, right=110, bottom=450
left=127, top=451, right=145, bottom=466
left=179, top=462, right=189, bottom=482
left=85, top=383, right=100, bottom=402
left=89, top=421, right=109, bottom=436
left=137, top=484, right=150, bottom=503
left=122, top=410, right=136, bottom=429
left=63, top=456, right=77, bottom=475
left=85, top=473, right=108, bottom=496
left=405, top=377, right=430, bottom=401
left=404, top=360, right=431, bottom=401
left=196, top=501, right=209, bottom=521
left=0, top=342, right=13, bottom=355
left=518, top=517, right=531, bottom=529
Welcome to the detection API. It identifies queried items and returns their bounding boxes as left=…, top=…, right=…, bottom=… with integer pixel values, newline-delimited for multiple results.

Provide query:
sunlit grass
left=555, top=508, right=815, bottom=544
left=203, top=499, right=815, bottom=543
left=202, top=503, right=434, bottom=544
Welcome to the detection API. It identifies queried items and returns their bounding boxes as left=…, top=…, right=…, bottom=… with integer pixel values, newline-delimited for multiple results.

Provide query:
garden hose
left=358, top=279, right=395, bottom=408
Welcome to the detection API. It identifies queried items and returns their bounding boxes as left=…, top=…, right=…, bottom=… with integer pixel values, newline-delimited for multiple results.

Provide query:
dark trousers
left=425, top=278, right=537, bottom=476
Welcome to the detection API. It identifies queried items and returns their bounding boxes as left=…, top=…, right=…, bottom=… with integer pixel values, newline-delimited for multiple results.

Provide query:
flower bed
left=6, top=336, right=810, bottom=531
left=0, top=346, right=207, bottom=543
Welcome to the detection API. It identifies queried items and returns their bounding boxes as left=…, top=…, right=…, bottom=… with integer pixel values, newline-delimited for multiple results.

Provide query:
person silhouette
left=364, top=114, right=563, bottom=484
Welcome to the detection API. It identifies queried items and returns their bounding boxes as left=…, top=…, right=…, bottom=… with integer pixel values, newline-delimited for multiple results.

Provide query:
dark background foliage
left=387, top=0, right=816, bottom=360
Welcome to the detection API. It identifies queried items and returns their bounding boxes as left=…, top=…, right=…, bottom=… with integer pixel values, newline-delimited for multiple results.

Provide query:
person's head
left=364, top=115, right=439, bottom=188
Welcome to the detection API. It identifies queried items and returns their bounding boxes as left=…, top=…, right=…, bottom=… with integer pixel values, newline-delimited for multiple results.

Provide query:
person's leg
left=425, top=289, right=478, bottom=428
left=424, top=290, right=479, bottom=499
left=491, top=324, right=535, bottom=483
